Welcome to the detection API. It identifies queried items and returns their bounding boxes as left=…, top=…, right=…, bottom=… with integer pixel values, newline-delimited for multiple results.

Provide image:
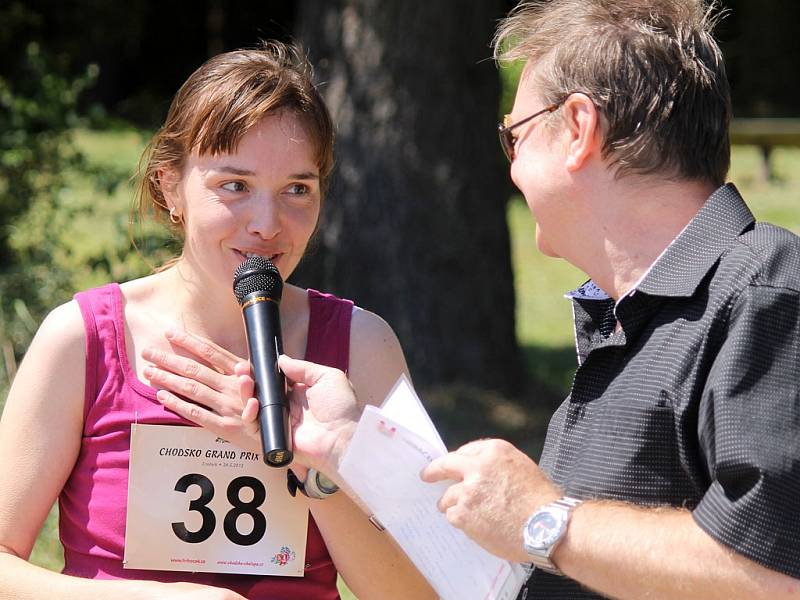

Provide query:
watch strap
left=552, top=496, right=582, bottom=511
left=287, top=468, right=339, bottom=500
left=524, top=496, right=582, bottom=576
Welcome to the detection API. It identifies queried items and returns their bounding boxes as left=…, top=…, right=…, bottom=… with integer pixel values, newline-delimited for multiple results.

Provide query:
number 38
left=172, top=473, right=266, bottom=546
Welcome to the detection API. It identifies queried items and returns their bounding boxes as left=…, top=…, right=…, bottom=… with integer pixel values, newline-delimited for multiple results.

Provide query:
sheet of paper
left=339, top=382, right=528, bottom=600
left=379, top=374, right=447, bottom=454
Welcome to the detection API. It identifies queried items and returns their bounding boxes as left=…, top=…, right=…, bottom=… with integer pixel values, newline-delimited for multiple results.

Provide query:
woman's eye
left=221, top=181, right=247, bottom=193
left=287, top=183, right=310, bottom=195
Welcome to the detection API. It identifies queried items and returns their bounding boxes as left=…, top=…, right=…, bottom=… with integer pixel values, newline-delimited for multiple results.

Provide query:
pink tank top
left=60, top=284, right=352, bottom=599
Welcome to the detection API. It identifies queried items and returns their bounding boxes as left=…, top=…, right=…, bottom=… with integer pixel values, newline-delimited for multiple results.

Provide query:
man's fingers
left=421, top=453, right=471, bottom=483
left=278, top=354, right=340, bottom=387
left=454, top=438, right=498, bottom=456
left=436, top=481, right=463, bottom=513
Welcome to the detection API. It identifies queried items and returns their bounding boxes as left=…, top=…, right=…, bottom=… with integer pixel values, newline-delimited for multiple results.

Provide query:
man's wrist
left=328, top=420, right=357, bottom=473
left=522, top=496, right=582, bottom=575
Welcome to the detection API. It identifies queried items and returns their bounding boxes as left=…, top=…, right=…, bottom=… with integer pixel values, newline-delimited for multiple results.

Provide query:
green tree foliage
left=0, top=43, right=176, bottom=399
left=0, top=42, right=90, bottom=392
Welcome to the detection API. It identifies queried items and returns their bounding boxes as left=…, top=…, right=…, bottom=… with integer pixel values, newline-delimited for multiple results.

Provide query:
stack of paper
left=338, top=376, right=529, bottom=600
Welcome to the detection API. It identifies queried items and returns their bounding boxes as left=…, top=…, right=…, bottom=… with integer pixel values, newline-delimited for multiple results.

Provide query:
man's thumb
left=279, top=354, right=330, bottom=387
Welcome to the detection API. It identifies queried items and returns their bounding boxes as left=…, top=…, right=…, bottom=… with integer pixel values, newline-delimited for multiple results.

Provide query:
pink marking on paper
left=377, top=420, right=397, bottom=437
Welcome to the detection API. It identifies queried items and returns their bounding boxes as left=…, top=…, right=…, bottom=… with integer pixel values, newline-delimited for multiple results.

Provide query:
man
left=417, top=1, right=800, bottom=598
left=164, top=0, right=800, bottom=597
left=302, top=1, right=797, bottom=597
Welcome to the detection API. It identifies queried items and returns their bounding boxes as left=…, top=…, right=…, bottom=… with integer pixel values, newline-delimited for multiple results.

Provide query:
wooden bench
left=730, top=118, right=800, bottom=180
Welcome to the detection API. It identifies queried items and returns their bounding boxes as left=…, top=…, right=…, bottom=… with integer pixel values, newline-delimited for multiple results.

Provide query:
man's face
left=508, top=67, right=565, bottom=258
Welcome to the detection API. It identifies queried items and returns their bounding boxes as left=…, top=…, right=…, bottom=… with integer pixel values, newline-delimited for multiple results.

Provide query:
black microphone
left=233, top=256, right=292, bottom=467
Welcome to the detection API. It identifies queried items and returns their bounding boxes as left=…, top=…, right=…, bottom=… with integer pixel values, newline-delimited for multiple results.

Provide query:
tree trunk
left=294, top=0, right=523, bottom=393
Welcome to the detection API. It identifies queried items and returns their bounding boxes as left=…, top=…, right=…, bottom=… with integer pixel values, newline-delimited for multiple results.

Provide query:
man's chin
left=535, top=229, right=560, bottom=258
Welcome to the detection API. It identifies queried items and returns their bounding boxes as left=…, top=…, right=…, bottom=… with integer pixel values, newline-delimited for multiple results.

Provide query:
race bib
left=123, top=424, right=307, bottom=576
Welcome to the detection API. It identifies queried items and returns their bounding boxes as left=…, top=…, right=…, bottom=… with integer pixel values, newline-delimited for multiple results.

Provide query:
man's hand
left=422, top=438, right=561, bottom=563
left=278, top=355, right=362, bottom=477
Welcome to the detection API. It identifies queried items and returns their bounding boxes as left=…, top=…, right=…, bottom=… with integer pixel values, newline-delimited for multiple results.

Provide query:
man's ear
left=562, top=93, right=602, bottom=172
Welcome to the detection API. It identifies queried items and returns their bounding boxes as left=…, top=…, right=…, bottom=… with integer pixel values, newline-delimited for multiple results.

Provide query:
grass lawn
left=14, top=131, right=800, bottom=598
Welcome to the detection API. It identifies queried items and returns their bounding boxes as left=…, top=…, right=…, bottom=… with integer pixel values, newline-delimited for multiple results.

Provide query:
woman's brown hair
left=134, top=40, right=334, bottom=234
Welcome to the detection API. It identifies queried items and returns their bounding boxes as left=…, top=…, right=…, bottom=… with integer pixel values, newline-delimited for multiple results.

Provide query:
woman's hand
left=144, top=328, right=260, bottom=453
left=145, top=330, right=365, bottom=474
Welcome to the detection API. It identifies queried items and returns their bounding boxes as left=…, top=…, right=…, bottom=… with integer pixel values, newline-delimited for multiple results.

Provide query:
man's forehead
left=511, top=66, right=542, bottom=112
left=519, top=61, right=537, bottom=83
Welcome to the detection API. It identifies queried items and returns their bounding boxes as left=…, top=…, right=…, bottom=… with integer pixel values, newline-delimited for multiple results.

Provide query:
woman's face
left=164, top=111, right=321, bottom=291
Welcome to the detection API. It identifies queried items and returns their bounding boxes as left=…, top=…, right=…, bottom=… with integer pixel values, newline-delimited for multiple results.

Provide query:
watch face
left=525, top=508, right=568, bottom=549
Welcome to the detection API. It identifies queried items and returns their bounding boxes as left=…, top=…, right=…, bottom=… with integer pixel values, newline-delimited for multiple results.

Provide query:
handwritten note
left=338, top=376, right=529, bottom=600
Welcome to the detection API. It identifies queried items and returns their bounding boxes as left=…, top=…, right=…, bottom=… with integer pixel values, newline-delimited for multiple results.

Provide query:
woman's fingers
left=147, top=330, right=262, bottom=453
left=242, top=396, right=260, bottom=425
left=145, top=363, right=213, bottom=406
left=143, top=347, right=227, bottom=391
left=234, top=361, right=252, bottom=377
left=156, top=390, right=260, bottom=453
left=144, top=363, right=244, bottom=417
left=165, top=327, right=243, bottom=374
left=156, top=389, right=227, bottom=430
left=235, top=362, right=255, bottom=401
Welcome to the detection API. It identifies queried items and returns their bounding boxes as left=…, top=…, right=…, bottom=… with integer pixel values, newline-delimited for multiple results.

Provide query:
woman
left=0, top=42, right=433, bottom=599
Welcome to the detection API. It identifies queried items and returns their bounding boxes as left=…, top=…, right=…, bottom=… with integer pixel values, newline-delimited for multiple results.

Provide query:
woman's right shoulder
left=36, top=299, right=87, bottom=349
left=0, top=301, right=91, bottom=557
left=4, top=299, right=88, bottom=432
left=28, top=300, right=86, bottom=357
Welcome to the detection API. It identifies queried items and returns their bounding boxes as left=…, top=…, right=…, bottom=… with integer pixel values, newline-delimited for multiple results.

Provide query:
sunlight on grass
left=729, top=146, right=800, bottom=234
left=29, top=505, right=63, bottom=571
left=339, top=578, right=357, bottom=600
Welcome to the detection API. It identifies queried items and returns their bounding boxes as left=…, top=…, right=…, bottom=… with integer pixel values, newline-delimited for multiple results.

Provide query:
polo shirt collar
left=564, top=183, right=755, bottom=303
left=635, top=183, right=754, bottom=298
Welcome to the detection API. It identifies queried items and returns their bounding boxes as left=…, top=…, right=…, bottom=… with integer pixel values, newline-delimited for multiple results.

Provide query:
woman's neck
left=150, top=266, right=309, bottom=356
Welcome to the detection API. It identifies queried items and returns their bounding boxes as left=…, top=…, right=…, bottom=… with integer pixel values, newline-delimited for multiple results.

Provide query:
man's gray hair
left=495, top=0, right=731, bottom=185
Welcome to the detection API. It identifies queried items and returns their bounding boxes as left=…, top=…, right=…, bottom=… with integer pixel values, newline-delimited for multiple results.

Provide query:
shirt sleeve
left=694, top=283, right=800, bottom=579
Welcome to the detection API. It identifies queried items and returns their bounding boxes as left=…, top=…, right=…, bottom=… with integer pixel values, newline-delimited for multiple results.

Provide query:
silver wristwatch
left=522, top=496, right=582, bottom=575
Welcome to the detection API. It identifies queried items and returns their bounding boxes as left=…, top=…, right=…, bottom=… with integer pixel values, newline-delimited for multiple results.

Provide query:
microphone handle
left=242, top=295, right=292, bottom=467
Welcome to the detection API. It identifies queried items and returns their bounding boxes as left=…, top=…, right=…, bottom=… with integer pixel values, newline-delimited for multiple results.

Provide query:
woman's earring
left=169, top=207, right=183, bottom=224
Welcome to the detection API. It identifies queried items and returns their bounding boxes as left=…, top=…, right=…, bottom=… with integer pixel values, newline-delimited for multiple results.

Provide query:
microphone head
left=233, top=256, right=283, bottom=305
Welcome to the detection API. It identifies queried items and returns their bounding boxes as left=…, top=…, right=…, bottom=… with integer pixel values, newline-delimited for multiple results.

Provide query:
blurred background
left=1, top=0, right=799, bottom=589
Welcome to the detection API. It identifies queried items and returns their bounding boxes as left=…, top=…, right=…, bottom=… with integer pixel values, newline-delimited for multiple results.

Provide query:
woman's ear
left=158, top=167, right=183, bottom=213
left=562, top=93, right=602, bottom=173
